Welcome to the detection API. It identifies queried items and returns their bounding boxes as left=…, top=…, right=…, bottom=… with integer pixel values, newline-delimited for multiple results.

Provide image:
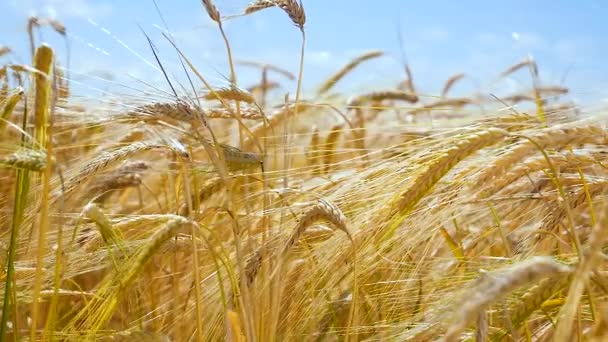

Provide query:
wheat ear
left=317, top=50, right=384, bottom=95
left=442, top=257, right=572, bottom=342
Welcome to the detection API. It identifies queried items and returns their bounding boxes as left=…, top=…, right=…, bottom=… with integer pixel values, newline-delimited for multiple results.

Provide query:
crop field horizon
left=1, top=1, right=608, bottom=341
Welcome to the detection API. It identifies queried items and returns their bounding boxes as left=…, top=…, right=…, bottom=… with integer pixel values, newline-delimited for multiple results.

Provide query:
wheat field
left=1, top=1, right=607, bottom=341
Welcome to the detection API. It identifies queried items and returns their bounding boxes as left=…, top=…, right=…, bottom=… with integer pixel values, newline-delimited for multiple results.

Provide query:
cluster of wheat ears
left=0, top=0, right=607, bottom=341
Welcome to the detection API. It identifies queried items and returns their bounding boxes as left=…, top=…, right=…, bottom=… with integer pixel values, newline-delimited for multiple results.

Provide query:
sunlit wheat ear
left=220, top=143, right=263, bottom=171
left=536, top=85, right=569, bottom=96
left=129, top=101, right=202, bottom=124
left=281, top=199, right=351, bottom=258
left=442, top=257, right=572, bottom=342
left=478, top=152, right=605, bottom=199
left=322, top=124, right=343, bottom=174
left=244, top=0, right=275, bottom=14
left=473, top=125, right=608, bottom=187
left=500, top=56, right=538, bottom=77
left=129, top=101, right=263, bottom=123
left=83, top=202, right=123, bottom=252
left=540, top=180, right=608, bottom=236
left=244, top=199, right=351, bottom=287
left=244, top=0, right=306, bottom=29
left=91, top=160, right=149, bottom=202
left=247, top=80, right=279, bottom=94
left=317, top=50, right=384, bottom=95
left=382, top=129, right=508, bottom=231
left=47, top=18, right=66, bottom=35
left=226, top=309, right=246, bottom=342
left=348, top=89, right=418, bottom=107
left=67, top=216, right=191, bottom=334
left=180, top=176, right=224, bottom=216
left=307, top=126, right=321, bottom=165
left=411, top=97, right=473, bottom=114
left=501, top=93, right=536, bottom=104
left=0, top=46, right=10, bottom=57
left=62, top=141, right=188, bottom=196
left=441, top=72, right=465, bottom=97
left=0, top=150, right=47, bottom=171
left=202, top=86, right=256, bottom=104
left=202, top=0, right=221, bottom=22
left=479, top=112, right=537, bottom=131
left=507, top=273, right=572, bottom=330
left=0, top=87, right=24, bottom=131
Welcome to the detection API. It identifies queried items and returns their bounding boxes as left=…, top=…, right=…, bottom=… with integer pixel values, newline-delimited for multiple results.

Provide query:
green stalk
left=29, top=44, right=54, bottom=342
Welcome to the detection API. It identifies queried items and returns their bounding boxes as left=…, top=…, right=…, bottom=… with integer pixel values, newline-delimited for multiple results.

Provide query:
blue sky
left=1, top=0, right=607, bottom=105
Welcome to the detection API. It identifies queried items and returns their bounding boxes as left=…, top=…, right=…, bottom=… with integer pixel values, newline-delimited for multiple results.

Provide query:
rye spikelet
left=442, top=257, right=572, bottom=342
left=317, top=50, right=384, bottom=95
